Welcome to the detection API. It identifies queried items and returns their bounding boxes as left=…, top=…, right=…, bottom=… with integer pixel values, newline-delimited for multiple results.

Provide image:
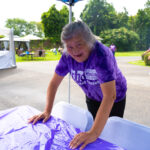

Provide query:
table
left=22, top=52, right=34, bottom=60
left=0, top=106, right=125, bottom=150
left=27, top=52, right=34, bottom=60
left=100, top=116, right=150, bottom=150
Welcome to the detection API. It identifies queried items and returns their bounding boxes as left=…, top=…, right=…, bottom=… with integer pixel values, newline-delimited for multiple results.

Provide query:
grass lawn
left=17, top=50, right=144, bottom=62
left=115, top=51, right=144, bottom=57
left=16, top=49, right=150, bottom=67
left=128, top=60, right=147, bottom=66
left=116, top=50, right=150, bottom=67
left=16, top=50, right=61, bottom=62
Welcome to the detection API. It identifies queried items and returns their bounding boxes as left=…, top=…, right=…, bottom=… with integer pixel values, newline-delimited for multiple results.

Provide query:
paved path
left=0, top=56, right=150, bottom=127
left=116, top=57, right=150, bottom=126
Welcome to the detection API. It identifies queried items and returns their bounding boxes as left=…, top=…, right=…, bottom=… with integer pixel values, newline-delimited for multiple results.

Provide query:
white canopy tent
left=19, top=35, right=42, bottom=50
left=0, top=28, right=16, bottom=69
left=0, top=35, right=41, bottom=42
left=0, top=34, right=42, bottom=51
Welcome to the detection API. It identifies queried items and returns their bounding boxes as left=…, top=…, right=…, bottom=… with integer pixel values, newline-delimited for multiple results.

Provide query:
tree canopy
left=101, top=27, right=139, bottom=51
left=134, top=4, right=150, bottom=50
left=5, top=18, right=43, bottom=37
left=41, top=5, right=73, bottom=44
left=81, top=0, right=117, bottom=35
left=4, top=0, right=150, bottom=51
left=81, top=0, right=150, bottom=51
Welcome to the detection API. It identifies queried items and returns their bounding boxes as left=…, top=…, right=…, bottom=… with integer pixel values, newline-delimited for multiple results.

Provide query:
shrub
left=141, top=53, right=144, bottom=60
left=0, top=35, right=4, bottom=38
left=100, top=27, right=139, bottom=51
left=144, top=53, right=150, bottom=66
left=142, top=49, right=150, bottom=61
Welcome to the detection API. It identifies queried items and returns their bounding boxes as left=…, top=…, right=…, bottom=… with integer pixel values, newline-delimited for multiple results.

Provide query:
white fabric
left=0, top=29, right=16, bottom=69
left=100, top=116, right=150, bottom=150
left=4, top=41, right=8, bottom=50
left=0, top=51, right=9, bottom=56
left=0, top=36, right=29, bottom=42
left=22, top=35, right=42, bottom=41
left=0, top=51, right=12, bottom=69
left=51, top=101, right=93, bottom=131
left=26, top=41, right=30, bottom=50
left=0, top=35, right=42, bottom=42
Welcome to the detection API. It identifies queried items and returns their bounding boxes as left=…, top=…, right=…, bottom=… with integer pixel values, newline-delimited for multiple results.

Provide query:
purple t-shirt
left=110, top=45, right=116, bottom=52
left=55, top=41, right=127, bottom=102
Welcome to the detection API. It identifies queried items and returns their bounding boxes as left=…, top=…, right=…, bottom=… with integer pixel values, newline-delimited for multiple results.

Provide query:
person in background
left=16, top=48, right=25, bottom=57
left=58, top=46, right=63, bottom=54
left=28, top=21, right=127, bottom=150
left=109, top=43, right=117, bottom=56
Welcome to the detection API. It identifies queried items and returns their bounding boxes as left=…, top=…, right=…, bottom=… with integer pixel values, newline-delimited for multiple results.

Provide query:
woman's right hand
left=28, top=111, right=50, bottom=125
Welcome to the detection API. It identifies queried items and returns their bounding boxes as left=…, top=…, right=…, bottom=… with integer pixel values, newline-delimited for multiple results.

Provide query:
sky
left=0, top=0, right=148, bottom=29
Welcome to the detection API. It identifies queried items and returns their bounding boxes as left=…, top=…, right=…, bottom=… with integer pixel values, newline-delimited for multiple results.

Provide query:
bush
left=0, top=35, right=4, bottom=38
left=100, top=27, right=139, bottom=51
left=144, top=53, right=150, bottom=66
left=141, top=53, right=144, bottom=60
left=142, top=49, right=150, bottom=60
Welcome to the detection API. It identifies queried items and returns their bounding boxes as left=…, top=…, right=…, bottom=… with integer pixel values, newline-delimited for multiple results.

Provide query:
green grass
left=16, top=50, right=150, bottom=67
left=128, top=60, right=147, bottom=66
left=115, top=51, right=144, bottom=57
left=17, top=50, right=143, bottom=62
left=16, top=50, right=61, bottom=62
left=115, top=50, right=150, bottom=67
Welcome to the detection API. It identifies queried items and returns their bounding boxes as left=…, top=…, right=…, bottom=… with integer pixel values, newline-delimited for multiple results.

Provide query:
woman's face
left=65, top=35, right=91, bottom=63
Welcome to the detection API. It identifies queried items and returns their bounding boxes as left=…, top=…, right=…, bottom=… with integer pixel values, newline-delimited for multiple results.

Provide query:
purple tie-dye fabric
left=0, top=106, right=125, bottom=150
left=55, top=41, right=127, bottom=102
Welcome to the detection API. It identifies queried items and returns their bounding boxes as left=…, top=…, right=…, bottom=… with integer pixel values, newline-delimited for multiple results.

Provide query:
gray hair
left=61, top=21, right=96, bottom=50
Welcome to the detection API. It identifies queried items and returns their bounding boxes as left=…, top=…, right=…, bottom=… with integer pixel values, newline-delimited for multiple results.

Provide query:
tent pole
left=10, top=28, right=16, bottom=67
left=68, top=1, right=72, bottom=104
left=69, top=4, right=72, bottom=24
left=58, top=0, right=83, bottom=104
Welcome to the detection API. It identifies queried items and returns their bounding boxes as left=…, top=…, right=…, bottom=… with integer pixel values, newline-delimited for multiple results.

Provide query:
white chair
left=100, top=116, right=150, bottom=150
left=51, top=101, right=93, bottom=132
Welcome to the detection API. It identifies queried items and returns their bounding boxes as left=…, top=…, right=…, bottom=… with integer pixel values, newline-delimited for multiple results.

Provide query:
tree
left=6, top=18, right=28, bottom=36
left=134, top=9, right=150, bottom=50
left=80, top=0, right=118, bottom=35
left=41, top=5, right=71, bottom=44
left=30, top=21, right=44, bottom=38
left=100, top=27, right=139, bottom=51
left=5, top=18, right=43, bottom=37
left=145, top=0, right=150, bottom=8
left=128, top=0, right=150, bottom=50
left=128, top=16, right=136, bottom=32
left=116, top=8, right=129, bottom=29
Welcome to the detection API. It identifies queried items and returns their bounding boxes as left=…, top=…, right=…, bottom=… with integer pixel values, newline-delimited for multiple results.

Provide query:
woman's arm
left=69, top=80, right=116, bottom=150
left=90, top=80, right=116, bottom=137
left=28, top=72, right=64, bottom=124
left=44, top=72, right=64, bottom=114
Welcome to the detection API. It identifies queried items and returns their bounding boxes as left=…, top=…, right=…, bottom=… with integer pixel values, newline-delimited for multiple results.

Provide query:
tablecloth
left=0, top=105, right=125, bottom=150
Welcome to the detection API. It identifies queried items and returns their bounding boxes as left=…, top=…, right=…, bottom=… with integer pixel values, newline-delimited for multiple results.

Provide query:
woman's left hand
left=69, top=131, right=98, bottom=150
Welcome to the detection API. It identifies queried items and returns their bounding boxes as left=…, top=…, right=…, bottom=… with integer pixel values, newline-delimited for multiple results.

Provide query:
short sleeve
left=95, top=46, right=116, bottom=84
left=55, top=54, right=69, bottom=76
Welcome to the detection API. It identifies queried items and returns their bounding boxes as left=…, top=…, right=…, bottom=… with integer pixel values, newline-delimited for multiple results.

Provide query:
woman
left=109, top=43, right=117, bottom=56
left=28, top=21, right=127, bottom=150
